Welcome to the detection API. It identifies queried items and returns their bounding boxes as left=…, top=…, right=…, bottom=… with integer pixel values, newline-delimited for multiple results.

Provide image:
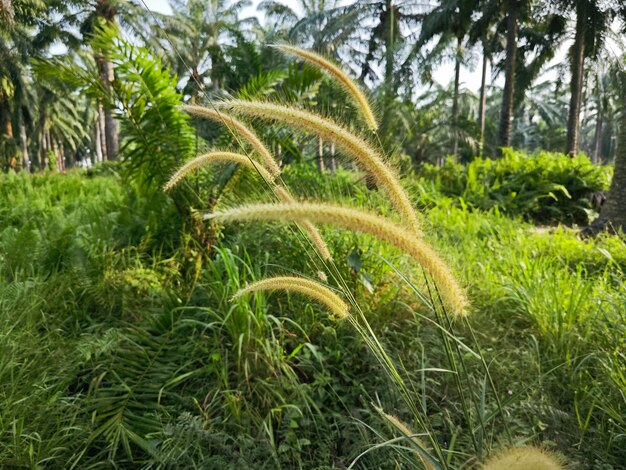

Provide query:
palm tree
left=489, top=0, right=564, bottom=152
left=498, top=0, right=524, bottom=150
left=74, top=1, right=168, bottom=163
left=596, top=71, right=626, bottom=231
left=259, top=0, right=343, bottom=52
left=155, top=0, right=256, bottom=100
left=410, top=0, right=482, bottom=157
left=0, top=0, right=84, bottom=169
left=557, top=0, right=623, bottom=156
left=330, top=0, right=426, bottom=141
left=77, top=0, right=120, bottom=160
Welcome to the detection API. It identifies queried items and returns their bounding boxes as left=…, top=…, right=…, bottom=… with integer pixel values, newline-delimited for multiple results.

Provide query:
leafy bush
left=419, top=149, right=612, bottom=224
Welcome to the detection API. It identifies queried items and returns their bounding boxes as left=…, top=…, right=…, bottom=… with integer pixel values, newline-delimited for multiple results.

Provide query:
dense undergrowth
left=418, top=149, right=612, bottom=224
left=0, top=165, right=624, bottom=468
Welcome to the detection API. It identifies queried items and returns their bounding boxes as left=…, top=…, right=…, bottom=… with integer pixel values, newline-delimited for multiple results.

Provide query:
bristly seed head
left=213, top=100, right=420, bottom=233
left=273, top=44, right=378, bottom=131
left=482, top=446, right=565, bottom=470
left=234, top=276, right=349, bottom=319
left=374, top=406, right=436, bottom=470
left=182, top=105, right=281, bottom=177
left=164, top=151, right=274, bottom=191
left=209, top=202, right=469, bottom=316
left=272, top=187, right=332, bottom=260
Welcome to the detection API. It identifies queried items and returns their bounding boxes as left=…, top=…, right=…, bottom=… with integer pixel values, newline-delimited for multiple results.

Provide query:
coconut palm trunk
left=95, top=0, right=119, bottom=161
left=451, top=35, right=462, bottom=157
left=597, top=81, right=626, bottom=231
left=97, top=103, right=107, bottom=159
left=19, top=110, right=29, bottom=170
left=95, top=55, right=118, bottom=160
left=498, top=0, right=518, bottom=150
left=478, top=51, right=488, bottom=156
left=592, top=108, right=603, bottom=164
left=566, top=5, right=586, bottom=156
left=317, top=137, right=325, bottom=172
left=381, top=0, right=395, bottom=134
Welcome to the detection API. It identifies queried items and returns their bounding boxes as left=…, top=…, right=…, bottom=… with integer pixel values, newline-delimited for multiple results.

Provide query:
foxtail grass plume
left=235, top=276, right=349, bottom=319
left=273, top=44, right=378, bottom=131
left=273, top=187, right=332, bottom=260
left=207, top=202, right=468, bottom=315
left=212, top=100, right=420, bottom=232
left=164, top=152, right=332, bottom=260
left=374, top=406, right=436, bottom=470
left=483, top=446, right=564, bottom=470
left=164, top=151, right=274, bottom=192
left=182, top=105, right=281, bottom=177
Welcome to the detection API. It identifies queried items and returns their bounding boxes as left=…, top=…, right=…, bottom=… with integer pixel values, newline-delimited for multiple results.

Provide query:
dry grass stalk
left=374, top=406, right=436, bottom=470
left=235, top=276, right=349, bottom=319
left=164, top=151, right=274, bottom=191
left=274, top=44, right=378, bottom=131
left=482, top=446, right=564, bottom=470
left=208, top=202, right=468, bottom=315
left=213, top=100, right=420, bottom=232
left=182, top=105, right=281, bottom=177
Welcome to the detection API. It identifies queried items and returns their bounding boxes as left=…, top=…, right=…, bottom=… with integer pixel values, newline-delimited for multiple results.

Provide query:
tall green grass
left=1, top=166, right=624, bottom=467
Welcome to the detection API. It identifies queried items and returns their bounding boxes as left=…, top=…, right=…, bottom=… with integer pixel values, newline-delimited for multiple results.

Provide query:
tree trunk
left=498, top=0, right=518, bottom=151
left=95, top=0, right=119, bottom=161
left=52, top=137, right=60, bottom=172
left=381, top=0, right=395, bottom=133
left=592, top=108, right=603, bottom=164
left=384, top=0, right=395, bottom=92
left=451, top=36, right=462, bottom=157
left=19, top=110, right=29, bottom=171
left=598, top=84, right=626, bottom=231
left=330, top=141, right=336, bottom=173
left=64, top=137, right=75, bottom=169
left=478, top=51, right=488, bottom=156
left=45, top=129, right=51, bottom=169
left=94, top=110, right=103, bottom=164
left=98, top=103, right=107, bottom=160
left=566, top=4, right=586, bottom=157
left=0, top=92, right=17, bottom=169
left=317, top=137, right=325, bottom=172
left=39, top=115, right=46, bottom=170
left=97, top=57, right=119, bottom=160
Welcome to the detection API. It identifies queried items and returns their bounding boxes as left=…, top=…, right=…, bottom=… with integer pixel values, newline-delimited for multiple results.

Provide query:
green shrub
left=419, top=149, right=612, bottom=224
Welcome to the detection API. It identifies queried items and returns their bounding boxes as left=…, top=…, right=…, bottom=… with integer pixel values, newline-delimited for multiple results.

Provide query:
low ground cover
left=0, top=167, right=623, bottom=468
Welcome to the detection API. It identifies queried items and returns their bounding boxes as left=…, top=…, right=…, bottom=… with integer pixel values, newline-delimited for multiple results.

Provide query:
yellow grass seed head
left=213, top=100, right=419, bottom=232
left=273, top=44, right=378, bottom=131
left=164, top=151, right=274, bottom=192
left=208, top=202, right=468, bottom=315
left=272, top=186, right=332, bottom=260
left=182, top=105, right=281, bottom=177
left=234, top=276, right=349, bottom=319
left=483, top=446, right=564, bottom=470
left=374, top=406, right=436, bottom=470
